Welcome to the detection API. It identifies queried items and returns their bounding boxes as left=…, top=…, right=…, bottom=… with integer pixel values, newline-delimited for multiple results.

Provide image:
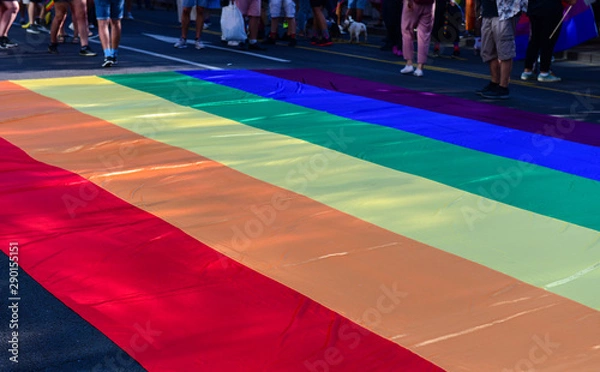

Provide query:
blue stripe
left=180, top=69, right=600, bottom=182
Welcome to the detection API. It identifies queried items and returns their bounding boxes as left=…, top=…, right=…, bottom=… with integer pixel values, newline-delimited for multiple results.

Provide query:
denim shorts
left=95, top=0, right=125, bottom=20
left=182, top=0, right=209, bottom=8
left=347, top=0, right=367, bottom=9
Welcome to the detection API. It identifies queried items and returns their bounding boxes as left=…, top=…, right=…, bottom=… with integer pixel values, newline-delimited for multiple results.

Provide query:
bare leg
left=499, top=58, right=512, bottom=88
left=180, top=7, right=191, bottom=39
left=489, top=59, right=500, bottom=84
left=0, top=2, right=19, bottom=36
left=248, top=16, right=259, bottom=40
left=194, top=6, right=204, bottom=39
left=74, top=0, right=90, bottom=46
left=50, top=3, right=68, bottom=43
left=97, top=18, right=110, bottom=50
left=110, top=19, right=121, bottom=49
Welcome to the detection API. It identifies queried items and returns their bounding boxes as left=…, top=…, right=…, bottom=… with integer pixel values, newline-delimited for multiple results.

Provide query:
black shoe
left=452, top=48, right=460, bottom=57
left=317, top=37, right=333, bottom=47
left=263, top=36, right=276, bottom=45
left=380, top=44, right=393, bottom=51
left=102, top=57, right=114, bottom=68
left=310, top=36, right=318, bottom=45
left=0, top=36, right=18, bottom=49
left=48, top=42, right=59, bottom=54
left=248, top=42, right=266, bottom=51
left=111, top=56, right=118, bottom=65
left=288, top=38, right=297, bottom=47
left=79, top=45, right=97, bottom=57
left=475, top=82, right=499, bottom=96
left=481, top=85, right=510, bottom=99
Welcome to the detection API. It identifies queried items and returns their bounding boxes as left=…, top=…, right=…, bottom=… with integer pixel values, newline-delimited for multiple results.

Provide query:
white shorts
left=269, top=0, right=296, bottom=18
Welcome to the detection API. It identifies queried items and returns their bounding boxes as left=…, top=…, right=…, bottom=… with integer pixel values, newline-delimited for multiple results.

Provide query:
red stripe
left=0, top=137, right=443, bottom=371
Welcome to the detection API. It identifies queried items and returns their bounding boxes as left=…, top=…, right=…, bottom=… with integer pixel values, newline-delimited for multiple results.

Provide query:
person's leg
left=499, top=58, right=512, bottom=87
left=538, top=11, right=561, bottom=73
left=523, top=14, right=540, bottom=72
left=416, top=5, right=433, bottom=69
left=97, top=19, right=111, bottom=52
left=401, top=0, right=416, bottom=67
left=246, top=0, right=263, bottom=45
left=286, top=17, right=296, bottom=36
left=283, top=0, right=296, bottom=45
left=109, top=0, right=123, bottom=54
left=195, top=6, right=204, bottom=39
left=476, top=17, right=500, bottom=93
left=110, top=18, right=121, bottom=50
left=125, top=0, right=132, bottom=17
left=0, top=1, right=18, bottom=36
left=74, top=0, right=92, bottom=46
left=194, top=5, right=204, bottom=47
left=496, top=17, right=516, bottom=88
left=180, top=7, right=191, bottom=39
left=431, top=0, right=444, bottom=52
left=27, top=2, right=36, bottom=26
left=95, top=0, right=112, bottom=55
left=249, top=16, right=260, bottom=40
left=267, top=0, right=281, bottom=41
left=345, top=0, right=355, bottom=20
left=489, top=58, right=500, bottom=83
left=355, top=0, right=364, bottom=22
left=50, top=2, right=68, bottom=43
left=0, top=3, right=11, bottom=36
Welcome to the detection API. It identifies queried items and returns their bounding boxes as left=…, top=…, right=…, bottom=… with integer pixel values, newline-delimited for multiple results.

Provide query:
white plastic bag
left=220, top=2, right=247, bottom=42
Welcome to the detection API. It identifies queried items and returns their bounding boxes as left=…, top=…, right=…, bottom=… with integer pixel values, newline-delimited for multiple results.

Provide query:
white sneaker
left=195, top=40, right=205, bottom=49
left=413, top=68, right=424, bottom=77
left=174, top=38, right=187, bottom=48
left=400, top=65, right=414, bottom=74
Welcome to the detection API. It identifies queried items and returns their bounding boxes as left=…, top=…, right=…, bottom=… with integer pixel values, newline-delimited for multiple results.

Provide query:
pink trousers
left=401, top=1, right=434, bottom=65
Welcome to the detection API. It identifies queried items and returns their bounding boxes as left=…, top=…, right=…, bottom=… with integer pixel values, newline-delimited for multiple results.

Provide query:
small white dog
left=342, top=17, right=367, bottom=43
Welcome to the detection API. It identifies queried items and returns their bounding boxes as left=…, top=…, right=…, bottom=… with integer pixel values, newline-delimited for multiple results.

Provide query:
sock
left=113, top=48, right=118, bottom=58
left=103, top=49, right=111, bottom=58
left=453, top=42, right=459, bottom=49
left=539, top=72, right=549, bottom=77
left=434, top=42, right=440, bottom=50
left=269, top=32, right=276, bottom=39
left=249, top=39, right=257, bottom=44
left=290, top=33, right=296, bottom=39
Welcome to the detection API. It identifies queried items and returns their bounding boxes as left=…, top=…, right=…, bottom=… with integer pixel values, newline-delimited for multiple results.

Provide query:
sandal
left=57, top=34, right=68, bottom=43
left=72, top=36, right=80, bottom=44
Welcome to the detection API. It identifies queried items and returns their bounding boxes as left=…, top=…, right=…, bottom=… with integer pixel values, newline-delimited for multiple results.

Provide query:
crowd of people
left=0, top=0, right=125, bottom=66
left=0, top=0, right=595, bottom=91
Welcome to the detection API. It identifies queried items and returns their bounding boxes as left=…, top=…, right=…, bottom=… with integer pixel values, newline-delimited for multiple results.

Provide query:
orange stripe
left=2, top=81, right=599, bottom=371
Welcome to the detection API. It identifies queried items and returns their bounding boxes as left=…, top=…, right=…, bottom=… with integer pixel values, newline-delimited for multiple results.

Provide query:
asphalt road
left=1, top=7, right=600, bottom=123
left=1, top=7, right=599, bottom=372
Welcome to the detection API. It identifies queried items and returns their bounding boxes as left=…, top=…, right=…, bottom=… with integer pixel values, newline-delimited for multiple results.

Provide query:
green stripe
left=18, top=75, right=600, bottom=309
left=106, top=72, right=600, bottom=233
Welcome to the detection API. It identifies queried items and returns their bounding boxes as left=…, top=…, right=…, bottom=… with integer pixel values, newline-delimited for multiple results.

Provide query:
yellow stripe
left=15, top=76, right=600, bottom=310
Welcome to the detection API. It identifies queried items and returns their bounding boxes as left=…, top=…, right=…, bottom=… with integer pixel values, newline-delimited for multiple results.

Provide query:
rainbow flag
left=2, top=69, right=600, bottom=371
left=516, top=0, right=598, bottom=60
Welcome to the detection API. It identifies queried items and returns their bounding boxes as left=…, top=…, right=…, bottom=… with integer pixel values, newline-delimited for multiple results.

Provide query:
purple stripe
left=257, top=68, right=600, bottom=148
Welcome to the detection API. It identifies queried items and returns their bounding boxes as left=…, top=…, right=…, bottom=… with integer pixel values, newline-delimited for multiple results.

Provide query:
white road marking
left=143, top=33, right=291, bottom=63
